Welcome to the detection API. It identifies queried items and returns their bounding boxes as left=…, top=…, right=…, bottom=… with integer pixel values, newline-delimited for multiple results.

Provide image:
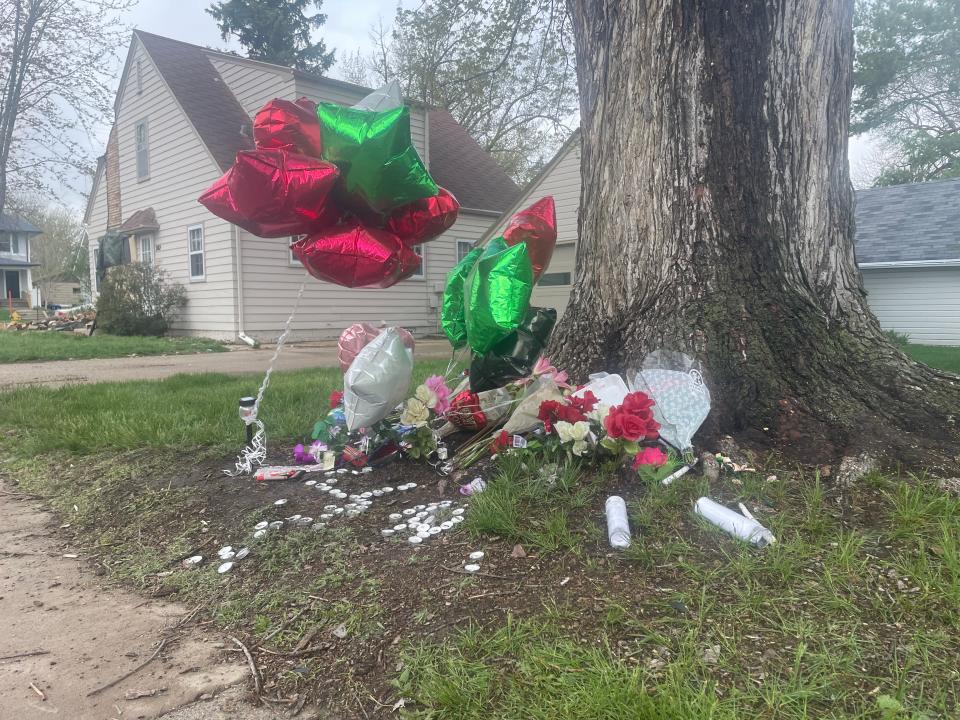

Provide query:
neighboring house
left=37, top=272, right=83, bottom=307
left=85, top=31, right=520, bottom=341
left=485, top=133, right=960, bottom=346
left=0, top=213, right=42, bottom=307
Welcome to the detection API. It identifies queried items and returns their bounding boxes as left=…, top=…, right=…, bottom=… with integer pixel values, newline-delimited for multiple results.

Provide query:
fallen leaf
left=511, top=544, right=526, bottom=558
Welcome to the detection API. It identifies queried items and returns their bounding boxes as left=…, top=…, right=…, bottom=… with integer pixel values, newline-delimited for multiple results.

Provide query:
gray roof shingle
left=856, top=177, right=960, bottom=264
left=136, top=31, right=254, bottom=172
left=0, top=213, right=41, bottom=234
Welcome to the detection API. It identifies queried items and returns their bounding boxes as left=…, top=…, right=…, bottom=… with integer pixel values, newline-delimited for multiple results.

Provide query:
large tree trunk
left=553, top=0, right=959, bottom=468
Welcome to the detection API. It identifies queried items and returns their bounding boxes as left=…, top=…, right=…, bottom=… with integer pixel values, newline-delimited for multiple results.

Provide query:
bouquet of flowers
left=397, top=375, right=452, bottom=460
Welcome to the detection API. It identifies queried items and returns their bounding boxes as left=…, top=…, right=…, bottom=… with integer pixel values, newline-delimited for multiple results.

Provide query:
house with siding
left=486, top=131, right=960, bottom=346
left=0, top=213, right=42, bottom=307
left=84, top=31, right=520, bottom=342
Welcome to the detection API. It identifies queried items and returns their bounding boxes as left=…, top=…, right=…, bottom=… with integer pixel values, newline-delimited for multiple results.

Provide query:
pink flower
left=525, top=356, right=572, bottom=390
left=632, top=446, right=668, bottom=469
left=424, top=375, right=451, bottom=414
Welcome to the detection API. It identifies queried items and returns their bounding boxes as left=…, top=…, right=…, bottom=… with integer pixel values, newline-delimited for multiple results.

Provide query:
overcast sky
left=70, top=0, right=877, bottom=210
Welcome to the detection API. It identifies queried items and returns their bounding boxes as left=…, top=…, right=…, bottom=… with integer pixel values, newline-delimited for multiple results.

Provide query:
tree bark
left=553, top=0, right=959, bottom=468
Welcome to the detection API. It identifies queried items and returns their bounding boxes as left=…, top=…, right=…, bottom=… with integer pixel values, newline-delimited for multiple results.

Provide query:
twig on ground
left=173, top=603, right=204, bottom=630
left=87, top=638, right=169, bottom=697
left=29, top=682, right=46, bottom=700
left=262, top=608, right=305, bottom=642
left=230, top=636, right=262, bottom=697
left=0, top=650, right=49, bottom=662
left=291, top=693, right=308, bottom=716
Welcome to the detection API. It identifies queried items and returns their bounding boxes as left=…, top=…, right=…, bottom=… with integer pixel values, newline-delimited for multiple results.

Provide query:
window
left=136, top=234, right=154, bottom=265
left=410, top=243, right=424, bottom=278
left=188, top=225, right=205, bottom=280
left=135, top=119, right=149, bottom=180
left=456, top=240, right=473, bottom=263
left=289, top=235, right=304, bottom=266
left=72, top=287, right=81, bottom=295
left=0, top=233, right=10, bottom=253
left=539, top=272, right=571, bottom=286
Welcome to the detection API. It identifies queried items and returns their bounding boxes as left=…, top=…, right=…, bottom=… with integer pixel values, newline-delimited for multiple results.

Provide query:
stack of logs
left=4, top=309, right=96, bottom=335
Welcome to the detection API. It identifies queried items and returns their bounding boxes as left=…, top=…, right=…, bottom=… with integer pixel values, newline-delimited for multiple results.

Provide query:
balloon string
left=225, top=273, right=308, bottom=476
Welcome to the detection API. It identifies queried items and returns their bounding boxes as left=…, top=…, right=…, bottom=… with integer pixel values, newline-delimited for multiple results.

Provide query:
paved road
left=0, top=339, right=454, bottom=389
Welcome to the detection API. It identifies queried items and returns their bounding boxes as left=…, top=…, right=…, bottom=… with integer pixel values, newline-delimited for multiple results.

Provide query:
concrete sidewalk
left=0, top=339, right=454, bottom=389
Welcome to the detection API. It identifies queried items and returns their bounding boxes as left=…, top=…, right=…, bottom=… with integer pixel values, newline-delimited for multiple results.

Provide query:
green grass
left=0, top=331, right=227, bottom=363
left=903, top=343, right=960, bottom=374
left=403, top=471, right=960, bottom=719
left=0, top=361, right=449, bottom=455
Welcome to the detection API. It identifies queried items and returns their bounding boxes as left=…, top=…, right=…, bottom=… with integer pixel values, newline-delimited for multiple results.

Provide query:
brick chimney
left=105, top=125, right=122, bottom=228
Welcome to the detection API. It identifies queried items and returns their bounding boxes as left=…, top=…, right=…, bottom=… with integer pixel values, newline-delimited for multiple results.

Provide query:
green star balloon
left=469, top=307, right=557, bottom=392
left=441, top=246, right=483, bottom=348
left=464, top=237, right=534, bottom=355
left=317, top=103, right=438, bottom=214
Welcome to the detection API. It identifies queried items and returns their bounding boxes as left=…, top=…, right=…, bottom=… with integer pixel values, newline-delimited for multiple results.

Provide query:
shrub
left=95, top=264, right=187, bottom=336
left=883, top=328, right=911, bottom=349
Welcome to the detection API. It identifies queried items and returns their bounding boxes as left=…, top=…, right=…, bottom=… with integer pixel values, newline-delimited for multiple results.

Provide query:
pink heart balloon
left=337, top=322, right=415, bottom=372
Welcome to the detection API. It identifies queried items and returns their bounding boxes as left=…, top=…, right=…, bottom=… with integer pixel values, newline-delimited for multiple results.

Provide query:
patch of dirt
left=0, top=488, right=265, bottom=720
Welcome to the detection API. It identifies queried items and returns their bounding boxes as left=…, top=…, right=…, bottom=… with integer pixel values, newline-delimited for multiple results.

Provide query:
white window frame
left=187, top=224, right=205, bottom=281
left=135, top=118, right=149, bottom=180
left=456, top=240, right=473, bottom=264
left=409, top=243, right=425, bottom=279
left=289, top=235, right=304, bottom=266
left=0, top=233, right=10, bottom=253
left=136, top=233, right=154, bottom=265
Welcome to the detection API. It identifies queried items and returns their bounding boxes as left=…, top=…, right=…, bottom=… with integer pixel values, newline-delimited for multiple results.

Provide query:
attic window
left=135, top=119, right=149, bottom=180
left=136, top=59, right=143, bottom=95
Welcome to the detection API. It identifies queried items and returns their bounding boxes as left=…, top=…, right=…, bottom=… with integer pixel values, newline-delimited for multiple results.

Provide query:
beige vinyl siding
left=210, top=57, right=296, bottom=116
left=239, top=210, right=492, bottom=341
left=486, top=137, right=581, bottom=317
left=42, top=280, right=83, bottom=306
left=85, top=166, right=109, bottom=295
left=862, top=267, right=960, bottom=345
left=120, top=41, right=237, bottom=339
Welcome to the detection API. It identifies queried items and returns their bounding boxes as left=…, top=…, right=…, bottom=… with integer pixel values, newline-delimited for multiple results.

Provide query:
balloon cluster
left=199, top=82, right=460, bottom=289
left=440, top=196, right=558, bottom=391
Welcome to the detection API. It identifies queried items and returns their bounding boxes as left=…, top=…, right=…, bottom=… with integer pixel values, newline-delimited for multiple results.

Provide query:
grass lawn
left=904, top=343, right=960, bottom=374
left=1, top=366, right=958, bottom=718
left=0, top=331, right=227, bottom=363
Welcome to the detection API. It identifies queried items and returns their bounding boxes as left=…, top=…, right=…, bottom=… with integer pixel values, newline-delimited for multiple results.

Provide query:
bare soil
left=0, top=487, right=275, bottom=720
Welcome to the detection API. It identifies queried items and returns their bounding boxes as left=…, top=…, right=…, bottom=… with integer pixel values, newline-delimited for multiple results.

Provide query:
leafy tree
left=0, top=0, right=134, bottom=215
left=8, top=196, right=89, bottom=300
left=853, top=0, right=960, bottom=186
left=364, top=0, right=577, bottom=182
left=207, top=0, right=335, bottom=74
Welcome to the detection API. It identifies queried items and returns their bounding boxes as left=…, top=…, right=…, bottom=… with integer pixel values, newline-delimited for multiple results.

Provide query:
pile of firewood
left=5, top=309, right=96, bottom=335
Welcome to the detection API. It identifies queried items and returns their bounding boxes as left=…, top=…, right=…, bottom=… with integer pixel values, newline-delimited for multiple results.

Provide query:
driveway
left=0, top=339, right=455, bottom=389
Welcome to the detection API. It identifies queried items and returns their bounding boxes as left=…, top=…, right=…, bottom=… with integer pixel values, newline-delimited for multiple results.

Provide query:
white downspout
left=233, top=223, right=258, bottom=347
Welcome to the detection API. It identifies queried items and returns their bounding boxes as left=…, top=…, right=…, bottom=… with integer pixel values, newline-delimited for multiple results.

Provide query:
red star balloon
left=292, top=221, right=421, bottom=288
left=199, top=149, right=340, bottom=238
left=253, top=98, right=322, bottom=157
left=502, top=196, right=557, bottom=280
left=385, top=187, right=460, bottom=245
